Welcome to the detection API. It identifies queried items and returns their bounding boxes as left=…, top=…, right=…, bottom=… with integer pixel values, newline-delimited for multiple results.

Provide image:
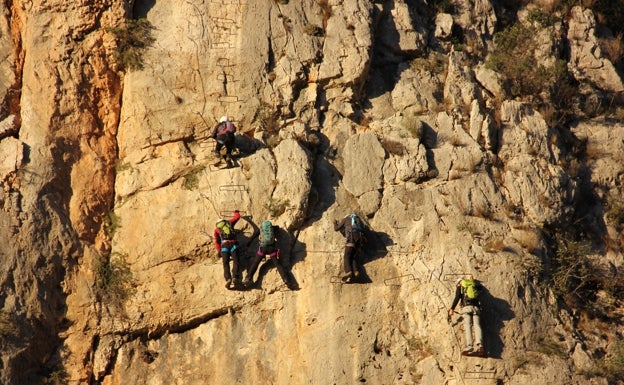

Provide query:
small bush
left=104, top=210, right=121, bottom=239
left=600, top=340, right=624, bottom=383
left=381, top=138, right=405, bottom=156
left=304, top=24, right=324, bottom=37
left=527, top=8, right=559, bottom=28
left=487, top=23, right=548, bottom=99
left=605, top=195, right=624, bottom=233
left=550, top=234, right=593, bottom=299
left=431, top=0, right=455, bottom=14
left=484, top=238, right=505, bottom=253
left=95, top=253, right=135, bottom=308
left=115, top=161, right=131, bottom=173
left=407, top=336, right=433, bottom=359
left=183, top=166, right=205, bottom=190
left=592, top=0, right=624, bottom=37
left=108, top=18, right=155, bottom=71
left=253, top=103, right=281, bottom=148
left=0, top=310, right=18, bottom=340
left=535, top=336, right=566, bottom=358
left=46, top=369, right=68, bottom=385
left=410, top=52, right=448, bottom=75
left=599, top=33, right=624, bottom=66
left=456, top=222, right=476, bottom=234
left=487, top=22, right=578, bottom=125
left=401, top=116, right=423, bottom=139
left=266, top=198, right=290, bottom=218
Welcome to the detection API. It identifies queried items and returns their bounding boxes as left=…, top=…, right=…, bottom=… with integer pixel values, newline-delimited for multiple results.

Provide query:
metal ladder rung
left=443, top=273, right=470, bottom=281
left=463, top=369, right=496, bottom=379
left=383, top=274, right=417, bottom=286
left=219, top=185, right=248, bottom=192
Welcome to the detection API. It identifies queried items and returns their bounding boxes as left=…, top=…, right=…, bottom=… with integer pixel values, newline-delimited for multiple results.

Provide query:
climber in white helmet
left=211, top=115, right=237, bottom=168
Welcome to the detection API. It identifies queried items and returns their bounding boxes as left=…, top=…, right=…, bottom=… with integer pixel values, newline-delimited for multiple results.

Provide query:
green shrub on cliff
left=108, top=18, right=155, bottom=71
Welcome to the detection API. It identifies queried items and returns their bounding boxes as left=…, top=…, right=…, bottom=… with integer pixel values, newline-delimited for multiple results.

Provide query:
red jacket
left=214, top=211, right=241, bottom=251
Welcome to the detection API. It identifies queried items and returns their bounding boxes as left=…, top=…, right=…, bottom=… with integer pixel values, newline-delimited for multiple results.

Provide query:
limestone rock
left=444, top=51, right=478, bottom=113
left=435, top=13, right=454, bottom=40
left=567, top=6, right=624, bottom=93
left=272, top=138, right=313, bottom=230
left=0, top=115, right=17, bottom=137
left=0, top=137, right=23, bottom=182
left=498, top=101, right=574, bottom=225
left=475, top=64, right=504, bottom=99
left=343, top=132, right=385, bottom=198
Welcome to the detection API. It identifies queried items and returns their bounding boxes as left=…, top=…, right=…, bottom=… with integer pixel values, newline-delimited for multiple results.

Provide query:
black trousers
left=215, top=134, right=235, bottom=159
left=343, top=244, right=361, bottom=275
left=246, top=245, right=290, bottom=285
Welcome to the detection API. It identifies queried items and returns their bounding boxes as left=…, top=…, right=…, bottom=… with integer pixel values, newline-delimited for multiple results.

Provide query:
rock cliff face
left=0, top=1, right=622, bottom=384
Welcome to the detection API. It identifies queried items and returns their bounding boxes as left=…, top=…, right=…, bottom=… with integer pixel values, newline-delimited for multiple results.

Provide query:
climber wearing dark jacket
left=334, top=214, right=366, bottom=283
left=211, top=115, right=237, bottom=168
left=214, top=210, right=241, bottom=289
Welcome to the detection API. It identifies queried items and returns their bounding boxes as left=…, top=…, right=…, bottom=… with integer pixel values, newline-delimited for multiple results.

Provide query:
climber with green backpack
left=243, top=220, right=298, bottom=290
left=448, top=274, right=485, bottom=357
left=214, top=210, right=242, bottom=289
left=334, top=213, right=367, bottom=283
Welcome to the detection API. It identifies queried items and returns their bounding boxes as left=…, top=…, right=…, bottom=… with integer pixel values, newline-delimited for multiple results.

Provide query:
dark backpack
left=217, top=121, right=236, bottom=136
left=259, top=220, right=275, bottom=247
left=216, top=220, right=235, bottom=240
left=461, top=279, right=481, bottom=301
left=345, top=213, right=366, bottom=243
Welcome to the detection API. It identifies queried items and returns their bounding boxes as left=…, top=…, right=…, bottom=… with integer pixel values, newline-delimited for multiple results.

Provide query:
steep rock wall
left=0, top=1, right=622, bottom=385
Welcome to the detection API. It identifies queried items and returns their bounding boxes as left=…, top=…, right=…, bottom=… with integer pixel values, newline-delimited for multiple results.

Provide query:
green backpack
left=461, top=279, right=480, bottom=301
left=217, top=220, right=234, bottom=239
left=259, top=220, right=275, bottom=247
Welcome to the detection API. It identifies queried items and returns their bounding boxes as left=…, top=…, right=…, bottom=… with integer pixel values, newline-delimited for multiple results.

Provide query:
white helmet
left=219, top=116, right=228, bottom=123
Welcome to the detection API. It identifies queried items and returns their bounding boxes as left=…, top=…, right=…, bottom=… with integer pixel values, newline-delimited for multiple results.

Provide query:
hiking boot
left=461, top=345, right=473, bottom=355
left=341, top=272, right=353, bottom=283
left=286, top=282, right=299, bottom=291
left=242, top=278, right=252, bottom=288
left=225, top=279, right=233, bottom=289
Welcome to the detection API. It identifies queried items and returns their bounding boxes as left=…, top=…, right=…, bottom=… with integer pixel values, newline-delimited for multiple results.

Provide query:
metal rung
left=219, top=185, right=248, bottom=192
left=384, top=274, right=416, bottom=286
left=464, top=370, right=496, bottom=379
left=199, top=141, right=216, bottom=149
left=218, top=95, right=239, bottom=102
left=443, top=273, right=469, bottom=281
